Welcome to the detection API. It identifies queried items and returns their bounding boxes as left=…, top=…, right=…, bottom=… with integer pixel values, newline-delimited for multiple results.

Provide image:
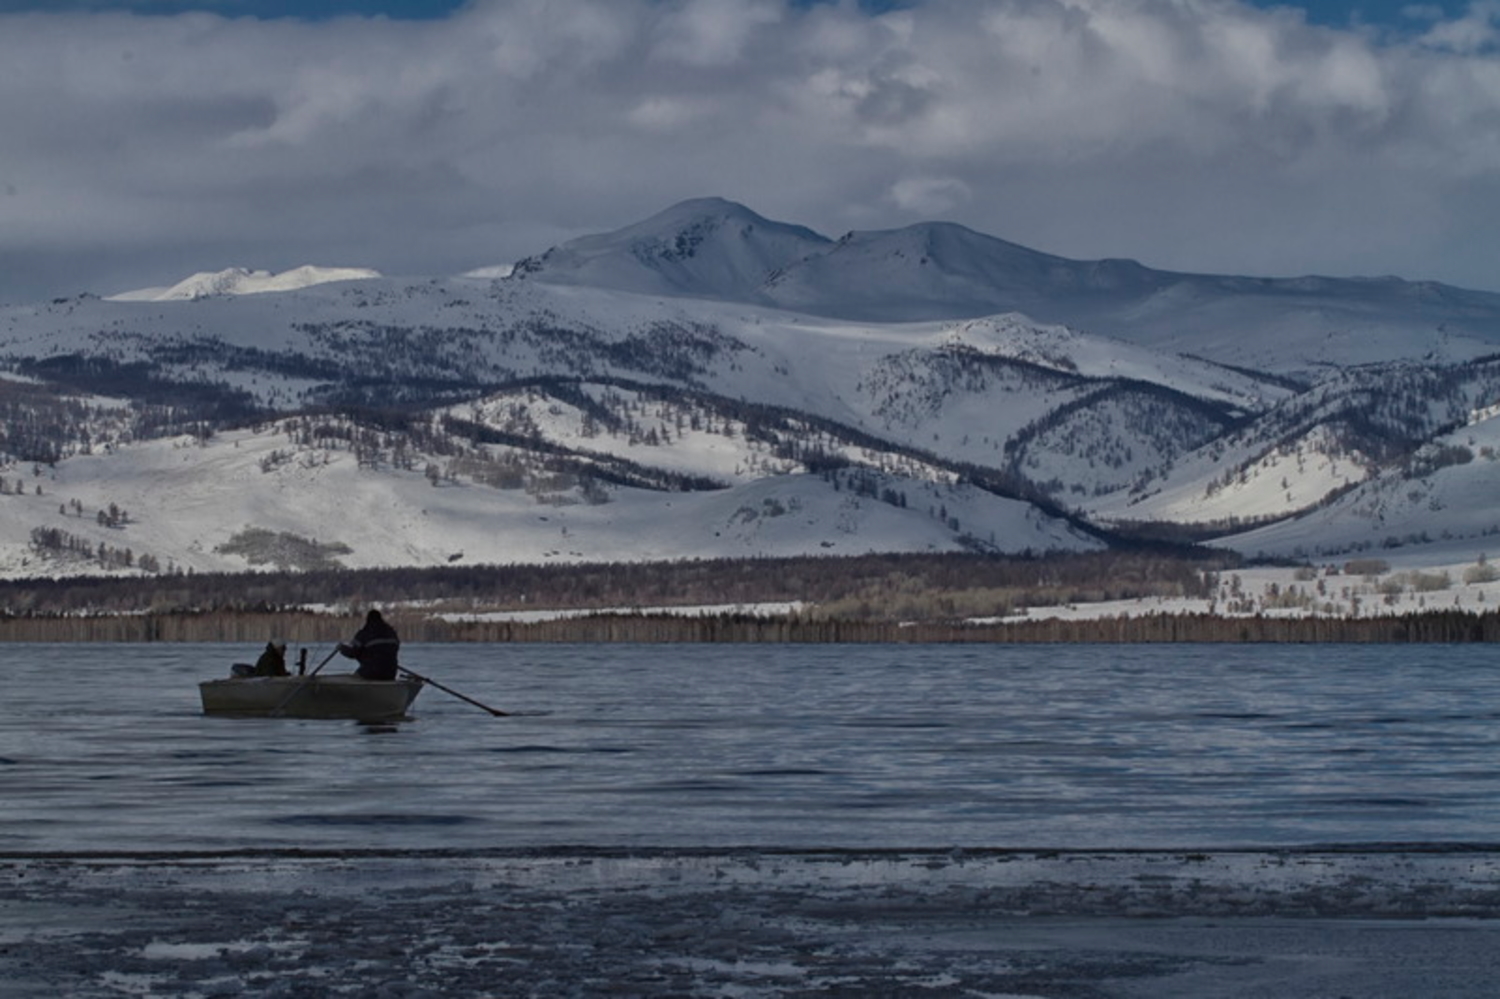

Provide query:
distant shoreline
left=2, top=608, right=1496, bottom=643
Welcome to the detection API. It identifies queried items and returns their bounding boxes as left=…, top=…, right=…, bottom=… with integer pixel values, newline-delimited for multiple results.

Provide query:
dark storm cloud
left=2, top=0, right=1500, bottom=302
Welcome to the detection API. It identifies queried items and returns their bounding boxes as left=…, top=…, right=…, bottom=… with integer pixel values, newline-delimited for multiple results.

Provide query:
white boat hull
left=199, top=675, right=423, bottom=720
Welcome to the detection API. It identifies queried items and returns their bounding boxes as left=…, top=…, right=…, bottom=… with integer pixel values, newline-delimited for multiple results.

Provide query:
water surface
left=4, top=642, right=1498, bottom=852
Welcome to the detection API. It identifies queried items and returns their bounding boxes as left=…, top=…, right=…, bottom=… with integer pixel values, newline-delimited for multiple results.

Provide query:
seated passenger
left=230, top=638, right=289, bottom=678
left=254, top=638, right=290, bottom=677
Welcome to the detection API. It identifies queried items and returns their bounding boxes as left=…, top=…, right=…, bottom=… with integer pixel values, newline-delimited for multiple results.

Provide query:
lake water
left=4, top=642, right=1499, bottom=854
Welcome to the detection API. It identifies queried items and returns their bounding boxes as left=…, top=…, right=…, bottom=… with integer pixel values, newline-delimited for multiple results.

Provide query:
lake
left=4, top=642, right=1498, bottom=853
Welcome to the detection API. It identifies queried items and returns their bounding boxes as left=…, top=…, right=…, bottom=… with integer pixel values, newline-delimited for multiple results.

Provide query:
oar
left=269, top=646, right=342, bottom=718
left=399, top=667, right=508, bottom=717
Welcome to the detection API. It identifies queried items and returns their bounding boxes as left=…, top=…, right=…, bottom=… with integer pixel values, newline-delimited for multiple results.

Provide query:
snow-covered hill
left=1221, top=407, right=1500, bottom=562
left=107, top=265, right=381, bottom=302
left=0, top=197, right=1496, bottom=581
left=510, top=198, right=829, bottom=301
left=0, top=421, right=1101, bottom=579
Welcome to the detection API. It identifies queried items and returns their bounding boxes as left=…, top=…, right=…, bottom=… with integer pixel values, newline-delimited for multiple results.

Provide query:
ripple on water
left=8, top=642, right=1500, bottom=852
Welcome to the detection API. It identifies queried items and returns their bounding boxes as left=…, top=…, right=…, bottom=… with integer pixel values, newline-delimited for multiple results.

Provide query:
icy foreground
left=5, top=848, right=1500, bottom=997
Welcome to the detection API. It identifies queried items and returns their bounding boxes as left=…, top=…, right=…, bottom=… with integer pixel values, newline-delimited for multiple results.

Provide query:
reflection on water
left=3, top=642, right=1498, bottom=852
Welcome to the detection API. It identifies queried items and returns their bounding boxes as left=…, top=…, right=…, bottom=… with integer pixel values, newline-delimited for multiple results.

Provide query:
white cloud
left=649, top=0, right=784, bottom=67
left=627, top=95, right=714, bottom=131
left=887, top=175, right=971, bottom=215
left=3, top=0, right=1500, bottom=301
left=1417, top=0, right=1500, bottom=51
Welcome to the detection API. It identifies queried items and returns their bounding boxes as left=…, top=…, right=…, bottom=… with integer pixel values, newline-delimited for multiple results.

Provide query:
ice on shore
left=5, top=847, right=1500, bottom=997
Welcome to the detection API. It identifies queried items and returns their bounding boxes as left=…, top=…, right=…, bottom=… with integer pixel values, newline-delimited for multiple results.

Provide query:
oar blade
left=399, top=668, right=508, bottom=717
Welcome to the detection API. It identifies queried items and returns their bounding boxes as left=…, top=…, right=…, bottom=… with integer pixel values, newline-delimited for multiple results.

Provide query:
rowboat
left=199, top=674, right=424, bottom=720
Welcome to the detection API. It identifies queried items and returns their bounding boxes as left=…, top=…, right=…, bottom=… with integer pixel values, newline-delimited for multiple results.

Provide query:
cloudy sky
left=2, top=0, right=1498, bottom=302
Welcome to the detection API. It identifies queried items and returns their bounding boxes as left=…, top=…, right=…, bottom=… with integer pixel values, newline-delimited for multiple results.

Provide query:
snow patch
left=107, top=265, right=381, bottom=302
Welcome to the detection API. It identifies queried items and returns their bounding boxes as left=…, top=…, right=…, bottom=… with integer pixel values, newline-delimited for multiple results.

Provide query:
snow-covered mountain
left=515, top=204, right=1500, bottom=376
left=107, top=265, right=381, bottom=302
left=0, top=198, right=1497, bottom=581
left=510, top=197, right=830, bottom=301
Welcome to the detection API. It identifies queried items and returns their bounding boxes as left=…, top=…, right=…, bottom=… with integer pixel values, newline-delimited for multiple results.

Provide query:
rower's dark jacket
left=339, top=614, right=400, bottom=681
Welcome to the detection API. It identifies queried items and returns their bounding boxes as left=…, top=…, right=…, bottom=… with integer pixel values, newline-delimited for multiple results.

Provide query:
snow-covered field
left=989, top=555, right=1500, bottom=626
left=0, top=420, right=1100, bottom=580
left=6, top=849, right=1499, bottom=997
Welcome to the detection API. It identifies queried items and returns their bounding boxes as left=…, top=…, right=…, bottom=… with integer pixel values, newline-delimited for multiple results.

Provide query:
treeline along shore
left=1, top=550, right=1498, bottom=643
left=1, top=609, right=1498, bottom=644
left=0, top=551, right=1224, bottom=618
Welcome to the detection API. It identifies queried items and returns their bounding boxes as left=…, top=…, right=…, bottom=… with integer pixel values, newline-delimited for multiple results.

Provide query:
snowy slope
left=106, top=265, right=382, bottom=302
left=1086, top=422, right=1374, bottom=528
left=760, top=222, right=1165, bottom=322
left=0, top=275, right=1281, bottom=451
left=0, top=423, right=1101, bottom=580
left=1081, top=358, right=1500, bottom=539
left=1222, top=410, right=1500, bottom=561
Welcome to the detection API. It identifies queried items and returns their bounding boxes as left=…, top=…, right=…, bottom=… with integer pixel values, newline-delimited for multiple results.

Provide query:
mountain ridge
left=0, top=197, right=1497, bottom=585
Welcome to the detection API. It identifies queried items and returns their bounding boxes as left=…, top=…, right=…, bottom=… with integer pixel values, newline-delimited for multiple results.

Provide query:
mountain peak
left=642, top=196, right=767, bottom=223
left=505, top=200, right=1172, bottom=320
left=510, top=198, right=831, bottom=301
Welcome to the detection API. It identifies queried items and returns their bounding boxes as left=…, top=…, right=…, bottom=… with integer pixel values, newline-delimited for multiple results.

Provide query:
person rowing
left=337, top=609, right=400, bottom=681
